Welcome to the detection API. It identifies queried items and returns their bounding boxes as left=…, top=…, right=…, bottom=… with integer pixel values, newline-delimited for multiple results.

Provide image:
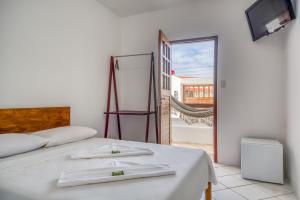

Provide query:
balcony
left=171, top=113, right=213, bottom=159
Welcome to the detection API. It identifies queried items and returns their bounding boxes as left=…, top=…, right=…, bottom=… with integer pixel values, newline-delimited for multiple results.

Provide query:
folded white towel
left=70, top=144, right=154, bottom=159
left=57, top=161, right=175, bottom=187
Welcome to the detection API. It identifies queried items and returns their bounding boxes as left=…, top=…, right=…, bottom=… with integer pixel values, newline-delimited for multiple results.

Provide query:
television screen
left=246, top=0, right=296, bottom=41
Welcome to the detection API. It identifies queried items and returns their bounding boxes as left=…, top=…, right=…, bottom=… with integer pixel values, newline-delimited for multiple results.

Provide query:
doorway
left=157, top=31, right=218, bottom=162
left=170, top=36, right=218, bottom=162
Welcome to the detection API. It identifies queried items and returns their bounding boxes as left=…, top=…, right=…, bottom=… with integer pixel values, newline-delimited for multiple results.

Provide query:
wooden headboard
left=0, top=107, right=70, bottom=134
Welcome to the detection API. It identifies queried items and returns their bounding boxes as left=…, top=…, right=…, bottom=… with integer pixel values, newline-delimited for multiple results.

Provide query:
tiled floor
left=172, top=143, right=297, bottom=200
left=201, top=163, right=298, bottom=200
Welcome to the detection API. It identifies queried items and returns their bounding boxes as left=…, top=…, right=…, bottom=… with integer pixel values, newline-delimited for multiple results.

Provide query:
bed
left=0, top=107, right=216, bottom=200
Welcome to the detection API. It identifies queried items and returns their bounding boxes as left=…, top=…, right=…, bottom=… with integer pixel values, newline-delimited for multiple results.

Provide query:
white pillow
left=0, top=134, right=49, bottom=158
left=33, top=126, right=97, bottom=147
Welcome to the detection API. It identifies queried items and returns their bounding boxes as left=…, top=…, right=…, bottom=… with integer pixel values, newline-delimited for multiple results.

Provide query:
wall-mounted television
left=246, top=0, right=296, bottom=41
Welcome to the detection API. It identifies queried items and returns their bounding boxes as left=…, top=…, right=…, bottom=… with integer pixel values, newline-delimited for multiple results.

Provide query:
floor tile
left=218, top=174, right=252, bottom=188
left=214, top=166, right=241, bottom=177
left=213, top=189, right=246, bottom=200
left=213, top=162, right=224, bottom=168
left=256, top=182, right=293, bottom=196
left=245, top=178, right=264, bottom=184
left=205, top=162, right=297, bottom=200
left=232, top=184, right=272, bottom=200
left=278, top=194, right=299, bottom=200
left=214, top=167, right=228, bottom=177
left=212, top=182, right=227, bottom=191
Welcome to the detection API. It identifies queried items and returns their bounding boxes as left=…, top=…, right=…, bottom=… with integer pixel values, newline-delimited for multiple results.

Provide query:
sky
left=171, top=40, right=215, bottom=78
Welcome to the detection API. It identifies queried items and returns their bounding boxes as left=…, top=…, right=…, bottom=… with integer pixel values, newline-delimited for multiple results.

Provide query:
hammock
left=171, top=96, right=213, bottom=118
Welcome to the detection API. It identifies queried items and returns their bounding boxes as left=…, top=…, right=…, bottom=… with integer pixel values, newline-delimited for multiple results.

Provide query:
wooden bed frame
left=206, top=182, right=212, bottom=200
left=0, top=106, right=212, bottom=200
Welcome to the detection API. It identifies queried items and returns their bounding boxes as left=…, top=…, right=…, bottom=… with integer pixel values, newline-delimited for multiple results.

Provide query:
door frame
left=170, top=36, right=218, bottom=163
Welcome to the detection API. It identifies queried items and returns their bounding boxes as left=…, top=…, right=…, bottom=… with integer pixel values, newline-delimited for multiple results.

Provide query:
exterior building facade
left=172, top=76, right=214, bottom=108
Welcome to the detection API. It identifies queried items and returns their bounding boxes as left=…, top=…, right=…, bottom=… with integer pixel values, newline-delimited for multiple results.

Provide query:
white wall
left=119, top=0, right=287, bottom=165
left=285, top=0, right=300, bottom=196
left=0, top=0, right=120, bottom=135
left=172, top=76, right=182, bottom=101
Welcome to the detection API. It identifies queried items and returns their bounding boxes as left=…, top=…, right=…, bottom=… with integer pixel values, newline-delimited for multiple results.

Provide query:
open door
left=158, top=30, right=171, bottom=144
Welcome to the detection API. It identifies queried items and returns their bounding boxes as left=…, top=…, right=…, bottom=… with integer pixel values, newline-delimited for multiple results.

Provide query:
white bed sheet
left=0, top=138, right=216, bottom=200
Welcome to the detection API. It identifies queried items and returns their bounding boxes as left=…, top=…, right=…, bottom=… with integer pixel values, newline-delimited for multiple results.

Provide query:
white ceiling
left=97, top=0, right=197, bottom=17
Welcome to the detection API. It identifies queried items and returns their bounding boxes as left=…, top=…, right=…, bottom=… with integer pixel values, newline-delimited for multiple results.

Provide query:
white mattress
left=0, top=138, right=216, bottom=200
